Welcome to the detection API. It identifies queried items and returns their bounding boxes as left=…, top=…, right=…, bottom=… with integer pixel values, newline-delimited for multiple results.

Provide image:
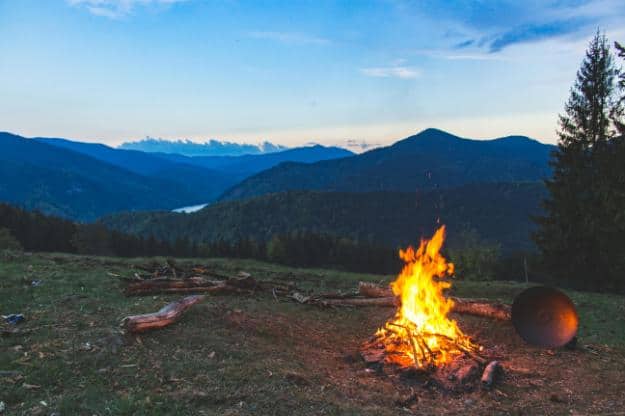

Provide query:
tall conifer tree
left=534, top=31, right=620, bottom=290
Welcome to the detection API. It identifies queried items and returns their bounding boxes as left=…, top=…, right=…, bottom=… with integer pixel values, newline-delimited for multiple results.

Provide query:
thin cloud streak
left=392, top=0, right=620, bottom=53
left=360, top=66, right=421, bottom=79
left=67, top=0, right=189, bottom=18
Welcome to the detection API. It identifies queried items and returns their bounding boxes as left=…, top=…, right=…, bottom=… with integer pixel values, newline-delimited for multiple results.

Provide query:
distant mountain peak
left=417, top=127, right=457, bottom=137
left=118, top=137, right=289, bottom=157
left=493, top=135, right=541, bottom=144
left=390, top=128, right=462, bottom=149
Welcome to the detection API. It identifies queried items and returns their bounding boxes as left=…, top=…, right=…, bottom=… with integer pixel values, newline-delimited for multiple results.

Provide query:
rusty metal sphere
left=511, top=286, right=579, bottom=348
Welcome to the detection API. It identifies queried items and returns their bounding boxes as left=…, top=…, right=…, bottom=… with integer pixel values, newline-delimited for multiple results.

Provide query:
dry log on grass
left=358, top=281, right=393, bottom=298
left=124, top=276, right=257, bottom=296
left=451, top=298, right=511, bottom=321
left=319, top=297, right=399, bottom=307
left=121, top=295, right=205, bottom=333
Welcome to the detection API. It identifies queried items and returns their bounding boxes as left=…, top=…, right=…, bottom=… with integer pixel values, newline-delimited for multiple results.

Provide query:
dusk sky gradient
left=1, top=0, right=624, bottom=149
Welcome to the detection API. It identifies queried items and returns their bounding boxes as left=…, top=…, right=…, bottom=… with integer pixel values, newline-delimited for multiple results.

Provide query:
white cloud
left=67, top=0, right=189, bottom=18
left=248, top=31, right=330, bottom=46
left=360, top=66, right=421, bottom=79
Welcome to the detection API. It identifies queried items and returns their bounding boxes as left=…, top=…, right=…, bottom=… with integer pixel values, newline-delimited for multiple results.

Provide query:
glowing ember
left=374, top=225, right=478, bottom=369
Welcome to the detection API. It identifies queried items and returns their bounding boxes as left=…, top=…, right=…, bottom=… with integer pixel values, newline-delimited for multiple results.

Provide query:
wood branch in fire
left=357, top=282, right=511, bottom=321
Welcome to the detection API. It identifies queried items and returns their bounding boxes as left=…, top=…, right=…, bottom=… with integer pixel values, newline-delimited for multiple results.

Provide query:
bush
left=448, top=229, right=500, bottom=280
left=0, top=227, right=23, bottom=251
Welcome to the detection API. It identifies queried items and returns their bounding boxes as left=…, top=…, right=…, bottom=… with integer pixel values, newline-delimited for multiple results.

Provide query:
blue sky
left=1, top=0, right=624, bottom=149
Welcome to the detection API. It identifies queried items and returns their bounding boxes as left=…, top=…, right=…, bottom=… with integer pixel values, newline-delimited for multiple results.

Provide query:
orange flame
left=374, top=225, right=477, bottom=369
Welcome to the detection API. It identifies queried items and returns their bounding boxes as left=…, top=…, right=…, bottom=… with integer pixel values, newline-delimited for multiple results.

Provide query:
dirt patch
left=210, top=302, right=625, bottom=415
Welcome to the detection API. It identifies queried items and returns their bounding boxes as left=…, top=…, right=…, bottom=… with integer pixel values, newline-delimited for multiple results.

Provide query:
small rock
left=464, top=398, right=475, bottom=406
left=285, top=372, right=310, bottom=386
left=96, top=331, right=125, bottom=354
left=342, top=352, right=360, bottom=364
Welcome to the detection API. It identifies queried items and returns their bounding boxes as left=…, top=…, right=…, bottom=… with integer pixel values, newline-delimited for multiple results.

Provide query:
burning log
left=481, top=360, right=501, bottom=389
left=121, top=295, right=205, bottom=333
left=358, top=281, right=511, bottom=321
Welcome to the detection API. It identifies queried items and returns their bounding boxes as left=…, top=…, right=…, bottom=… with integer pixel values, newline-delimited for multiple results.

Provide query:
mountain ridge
left=0, top=132, right=201, bottom=220
left=219, top=128, right=554, bottom=201
left=0, top=132, right=357, bottom=219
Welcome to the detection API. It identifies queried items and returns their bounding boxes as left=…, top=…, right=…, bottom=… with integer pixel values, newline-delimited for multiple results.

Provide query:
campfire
left=359, top=225, right=503, bottom=391
left=373, top=226, right=479, bottom=370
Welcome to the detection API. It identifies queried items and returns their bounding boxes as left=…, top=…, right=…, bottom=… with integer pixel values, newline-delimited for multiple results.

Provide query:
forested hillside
left=102, top=182, right=546, bottom=252
left=35, top=136, right=240, bottom=202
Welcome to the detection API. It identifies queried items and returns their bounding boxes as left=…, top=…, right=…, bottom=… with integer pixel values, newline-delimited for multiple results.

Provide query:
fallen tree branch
left=121, top=295, right=205, bottom=333
left=123, top=276, right=257, bottom=296
left=315, top=297, right=399, bottom=307
left=358, top=281, right=393, bottom=298
left=451, top=298, right=511, bottom=321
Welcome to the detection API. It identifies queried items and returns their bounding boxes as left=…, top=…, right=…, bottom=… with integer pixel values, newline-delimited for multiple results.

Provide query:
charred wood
left=455, top=363, right=479, bottom=384
left=481, top=360, right=501, bottom=389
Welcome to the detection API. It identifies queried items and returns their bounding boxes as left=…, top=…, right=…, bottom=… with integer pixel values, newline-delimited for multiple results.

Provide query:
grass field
left=1, top=251, right=625, bottom=415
